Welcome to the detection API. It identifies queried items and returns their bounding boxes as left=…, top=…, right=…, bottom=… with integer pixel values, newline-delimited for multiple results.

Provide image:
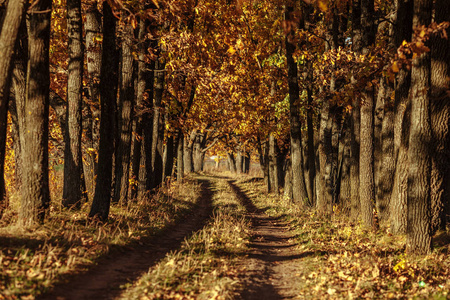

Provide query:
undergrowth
left=121, top=176, right=250, bottom=300
left=236, top=177, right=450, bottom=300
left=0, top=178, right=201, bottom=300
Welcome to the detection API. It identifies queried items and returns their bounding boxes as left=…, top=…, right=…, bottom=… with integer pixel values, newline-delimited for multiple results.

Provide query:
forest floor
left=1, top=173, right=450, bottom=299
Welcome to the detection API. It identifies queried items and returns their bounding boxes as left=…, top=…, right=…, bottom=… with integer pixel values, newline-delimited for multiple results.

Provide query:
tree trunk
left=269, top=134, right=279, bottom=193
left=227, top=152, right=237, bottom=173
left=89, top=2, right=119, bottom=220
left=306, top=79, right=316, bottom=206
left=317, top=102, right=333, bottom=215
left=19, top=0, right=52, bottom=226
left=0, top=0, right=27, bottom=217
left=429, top=0, right=450, bottom=233
left=113, top=25, right=135, bottom=204
left=390, top=0, right=413, bottom=234
left=350, top=102, right=361, bottom=221
left=184, top=131, right=195, bottom=173
left=340, top=124, right=351, bottom=215
left=176, top=131, right=184, bottom=181
left=285, top=5, right=308, bottom=204
left=377, top=78, right=395, bottom=225
left=150, top=58, right=164, bottom=189
left=63, top=0, right=86, bottom=209
left=359, top=0, right=376, bottom=229
left=406, top=0, right=432, bottom=255
left=84, top=2, right=102, bottom=199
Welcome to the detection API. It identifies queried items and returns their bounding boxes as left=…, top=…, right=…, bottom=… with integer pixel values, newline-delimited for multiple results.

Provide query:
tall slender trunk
left=377, top=78, right=395, bottom=225
left=176, top=131, right=184, bottom=181
left=63, top=0, right=86, bottom=209
left=406, top=0, right=433, bottom=255
left=306, top=76, right=316, bottom=206
left=114, top=25, right=135, bottom=204
left=89, top=2, right=119, bottom=220
left=429, top=0, right=450, bottom=233
left=19, top=0, right=52, bottom=226
left=390, top=0, right=413, bottom=234
left=84, top=2, right=102, bottom=199
left=150, top=59, right=164, bottom=189
left=285, top=5, right=308, bottom=204
left=0, top=0, right=27, bottom=217
left=359, top=0, right=376, bottom=229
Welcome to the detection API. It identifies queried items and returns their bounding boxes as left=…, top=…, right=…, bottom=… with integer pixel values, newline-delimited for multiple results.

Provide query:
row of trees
left=0, top=0, right=448, bottom=255
left=254, top=0, right=449, bottom=255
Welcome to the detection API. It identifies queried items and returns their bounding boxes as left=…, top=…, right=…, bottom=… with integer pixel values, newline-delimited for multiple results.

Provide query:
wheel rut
left=228, top=180, right=303, bottom=300
left=38, top=179, right=214, bottom=300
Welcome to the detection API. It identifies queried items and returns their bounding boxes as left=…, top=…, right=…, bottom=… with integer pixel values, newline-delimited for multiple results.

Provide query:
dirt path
left=228, top=180, right=305, bottom=300
left=37, top=179, right=213, bottom=300
left=38, top=177, right=306, bottom=299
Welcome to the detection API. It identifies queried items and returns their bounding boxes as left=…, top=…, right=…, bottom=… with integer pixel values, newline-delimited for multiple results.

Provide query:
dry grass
left=0, top=177, right=201, bottom=300
left=121, top=175, right=250, bottom=300
left=236, top=177, right=450, bottom=300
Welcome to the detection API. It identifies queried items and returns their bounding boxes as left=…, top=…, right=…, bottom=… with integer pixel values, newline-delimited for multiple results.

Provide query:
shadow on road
left=38, top=180, right=214, bottom=300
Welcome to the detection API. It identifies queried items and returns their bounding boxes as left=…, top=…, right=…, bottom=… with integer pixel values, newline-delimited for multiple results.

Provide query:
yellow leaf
left=318, top=0, right=328, bottom=12
left=391, top=61, right=400, bottom=73
left=227, top=46, right=236, bottom=54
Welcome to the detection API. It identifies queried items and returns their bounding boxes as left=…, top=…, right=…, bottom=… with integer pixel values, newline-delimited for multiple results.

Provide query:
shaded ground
left=38, top=179, right=214, bottom=300
left=228, top=180, right=305, bottom=300
left=38, top=177, right=307, bottom=299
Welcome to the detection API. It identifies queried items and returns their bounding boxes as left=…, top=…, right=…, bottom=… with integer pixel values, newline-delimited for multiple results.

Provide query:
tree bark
left=377, top=77, right=395, bottom=225
left=150, top=58, right=164, bottom=189
left=84, top=2, right=102, bottom=199
left=113, top=24, right=135, bottom=204
left=390, top=0, right=413, bottom=234
left=176, top=131, right=184, bottom=181
left=89, top=2, right=119, bottom=220
left=19, top=0, right=52, bottom=226
left=0, top=0, right=27, bottom=217
left=359, top=0, right=376, bottom=229
left=63, top=0, right=86, bottom=209
left=406, top=0, right=432, bottom=255
left=429, top=0, right=450, bottom=233
left=269, top=134, right=279, bottom=193
left=285, top=5, right=308, bottom=204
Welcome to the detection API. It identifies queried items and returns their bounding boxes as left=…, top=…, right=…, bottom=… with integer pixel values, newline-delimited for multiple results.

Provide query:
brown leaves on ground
left=236, top=177, right=450, bottom=300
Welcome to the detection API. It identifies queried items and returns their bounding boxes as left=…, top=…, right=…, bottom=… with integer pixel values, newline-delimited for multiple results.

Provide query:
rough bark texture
left=0, top=0, right=27, bottom=217
left=374, top=78, right=385, bottom=209
left=406, top=0, right=432, bottom=255
left=306, top=82, right=316, bottom=206
left=227, top=152, right=237, bottom=173
left=350, top=103, right=361, bottom=221
left=350, top=0, right=362, bottom=222
left=113, top=25, right=135, bottom=204
left=377, top=78, right=395, bottom=225
left=338, top=117, right=351, bottom=214
left=184, top=131, right=195, bottom=173
left=285, top=5, right=308, bottom=204
left=19, top=0, right=52, bottom=226
left=429, top=0, right=450, bottom=233
left=89, top=2, right=119, bottom=220
left=63, top=0, right=86, bottom=209
left=317, top=101, right=333, bottom=215
left=358, top=0, right=376, bottom=229
left=176, top=132, right=184, bottom=181
left=390, top=0, right=413, bottom=234
left=84, top=2, right=102, bottom=199
left=269, top=134, right=279, bottom=193
left=150, top=59, right=165, bottom=189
